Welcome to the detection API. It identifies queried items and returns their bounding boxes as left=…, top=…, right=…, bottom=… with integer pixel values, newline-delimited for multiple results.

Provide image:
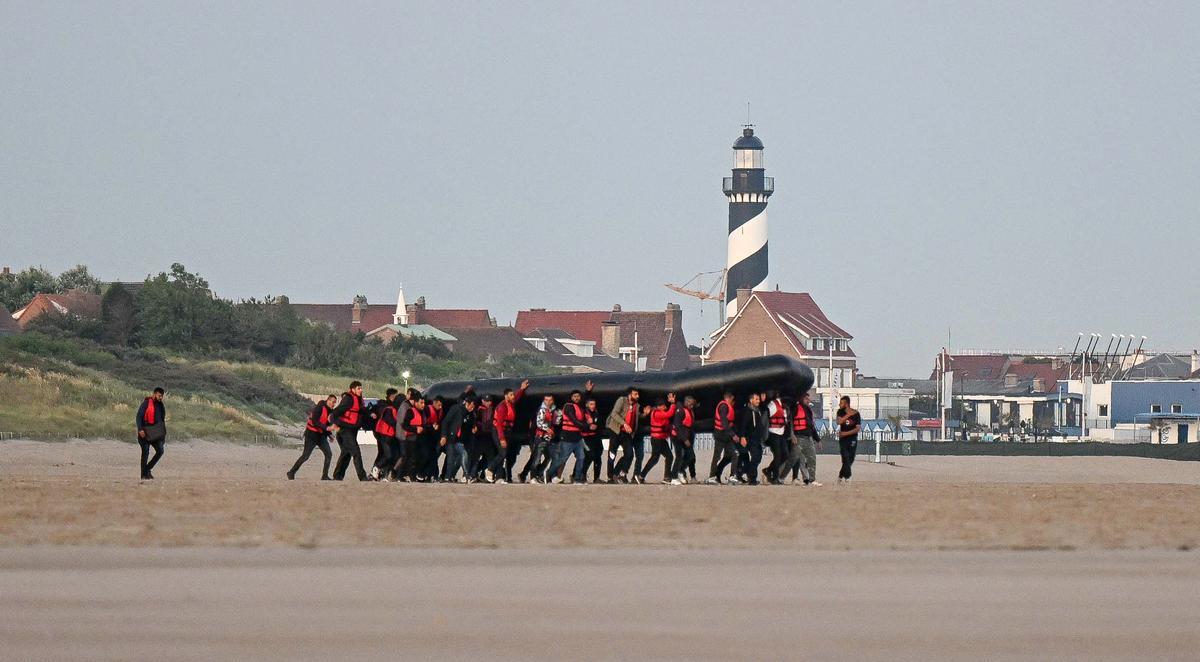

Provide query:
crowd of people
left=283, top=379, right=863, bottom=486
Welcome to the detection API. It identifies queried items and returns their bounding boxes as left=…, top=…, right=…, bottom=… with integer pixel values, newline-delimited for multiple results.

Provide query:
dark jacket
left=306, top=402, right=333, bottom=435
left=737, top=403, right=767, bottom=444
left=441, top=403, right=472, bottom=443
left=136, top=397, right=167, bottom=441
left=794, top=401, right=820, bottom=443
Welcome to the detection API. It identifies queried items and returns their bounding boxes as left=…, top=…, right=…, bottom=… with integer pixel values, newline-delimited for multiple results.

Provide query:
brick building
left=515, top=303, right=690, bottom=372
left=11, top=289, right=102, bottom=330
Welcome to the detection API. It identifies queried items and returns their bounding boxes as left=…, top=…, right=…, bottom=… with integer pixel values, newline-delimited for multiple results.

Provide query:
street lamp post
left=402, top=370, right=411, bottom=392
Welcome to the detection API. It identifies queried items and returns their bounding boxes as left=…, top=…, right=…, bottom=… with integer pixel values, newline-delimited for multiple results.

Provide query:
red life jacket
left=339, top=392, right=362, bottom=426
left=306, top=403, right=330, bottom=434
left=714, top=401, right=732, bottom=430
left=561, top=403, right=584, bottom=433
left=675, top=407, right=694, bottom=436
left=408, top=407, right=425, bottom=437
left=792, top=405, right=810, bottom=432
left=374, top=404, right=397, bottom=437
left=623, top=402, right=637, bottom=430
left=768, top=400, right=788, bottom=430
left=143, top=398, right=157, bottom=425
left=649, top=405, right=675, bottom=440
left=427, top=405, right=442, bottom=429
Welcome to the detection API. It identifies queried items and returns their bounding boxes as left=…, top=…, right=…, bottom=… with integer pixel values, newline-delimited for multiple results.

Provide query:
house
left=521, top=328, right=636, bottom=373
left=365, top=324, right=458, bottom=345
left=515, top=303, right=690, bottom=372
left=0, top=305, right=20, bottom=336
left=292, top=287, right=494, bottom=335
left=704, top=288, right=911, bottom=420
left=705, top=288, right=855, bottom=385
left=1068, top=378, right=1200, bottom=443
left=11, top=289, right=102, bottom=329
left=929, top=354, right=1010, bottom=381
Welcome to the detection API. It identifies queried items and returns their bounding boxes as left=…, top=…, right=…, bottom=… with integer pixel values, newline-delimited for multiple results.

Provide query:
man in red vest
left=135, top=387, right=167, bottom=479
left=780, top=391, right=822, bottom=486
left=486, top=379, right=529, bottom=483
left=549, top=386, right=590, bottom=484
left=288, top=394, right=337, bottom=480
left=638, top=393, right=676, bottom=484
left=370, top=388, right=401, bottom=481
left=330, top=381, right=369, bottom=481
left=706, top=391, right=740, bottom=484
left=669, top=395, right=697, bottom=485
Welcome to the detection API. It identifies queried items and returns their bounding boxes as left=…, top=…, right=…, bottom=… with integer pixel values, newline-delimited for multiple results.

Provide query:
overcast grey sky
left=3, top=1, right=1197, bottom=376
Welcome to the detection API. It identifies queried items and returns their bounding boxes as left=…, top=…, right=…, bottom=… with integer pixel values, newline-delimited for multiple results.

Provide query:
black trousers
left=613, top=433, right=646, bottom=477
left=839, top=438, right=857, bottom=479
left=290, top=431, right=331, bottom=478
left=138, top=437, right=164, bottom=478
left=740, top=438, right=763, bottom=483
left=521, top=438, right=552, bottom=481
left=670, top=437, right=694, bottom=480
left=333, top=427, right=368, bottom=481
left=372, top=432, right=400, bottom=474
left=485, top=430, right=508, bottom=478
left=466, top=435, right=492, bottom=478
left=399, top=436, right=421, bottom=479
left=641, top=438, right=674, bottom=481
left=581, top=435, right=602, bottom=481
left=710, top=431, right=737, bottom=478
left=765, top=433, right=789, bottom=480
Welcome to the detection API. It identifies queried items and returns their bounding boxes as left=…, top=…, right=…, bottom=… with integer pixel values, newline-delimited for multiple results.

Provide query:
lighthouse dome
left=733, top=128, right=763, bottom=150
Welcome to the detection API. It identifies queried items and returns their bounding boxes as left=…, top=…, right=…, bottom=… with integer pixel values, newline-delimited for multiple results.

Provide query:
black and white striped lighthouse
left=723, top=126, right=774, bottom=318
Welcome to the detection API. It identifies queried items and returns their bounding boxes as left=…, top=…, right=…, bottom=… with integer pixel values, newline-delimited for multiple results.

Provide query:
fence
left=827, top=439, right=1200, bottom=462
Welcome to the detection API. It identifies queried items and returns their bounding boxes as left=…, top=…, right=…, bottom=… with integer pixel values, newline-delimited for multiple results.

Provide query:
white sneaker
left=370, top=466, right=380, bottom=480
left=810, top=481, right=823, bottom=487
left=669, top=478, right=682, bottom=486
left=456, top=477, right=467, bottom=484
left=380, top=476, right=390, bottom=483
left=484, top=469, right=494, bottom=482
left=728, top=476, right=740, bottom=485
left=704, top=477, right=719, bottom=485
left=551, top=477, right=562, bottom=484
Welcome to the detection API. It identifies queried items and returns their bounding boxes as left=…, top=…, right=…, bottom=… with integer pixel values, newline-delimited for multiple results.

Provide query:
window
left=1150, top=404, right=1162, bottom=414
left=814, top=339, right=825, bottom=351
left=1098, top=405, right=1108, bottom=417
left=1171, top=404, right=1183, bottom=414
left=836, top=339, right=848, bottom=351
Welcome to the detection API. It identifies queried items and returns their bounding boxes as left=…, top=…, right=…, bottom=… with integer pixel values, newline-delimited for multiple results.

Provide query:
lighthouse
left=723, top=126, right=773, bottom=319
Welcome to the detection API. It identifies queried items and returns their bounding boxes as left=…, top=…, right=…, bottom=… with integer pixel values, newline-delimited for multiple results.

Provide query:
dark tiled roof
left=1122, top=354, right=1197, bottom=380
left=930, top=354, right=1010, bottom=380
left=0, top=305, right=19, bottom=334
left=515, top=308, right=689, bottom=372
left=440, top=326, right=537, bottom=361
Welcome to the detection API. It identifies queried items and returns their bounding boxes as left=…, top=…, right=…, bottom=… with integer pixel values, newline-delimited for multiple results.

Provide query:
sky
left=2, top=1, right=1197, bottom=376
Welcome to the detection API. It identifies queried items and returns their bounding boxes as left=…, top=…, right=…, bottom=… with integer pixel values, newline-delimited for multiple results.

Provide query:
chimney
left=665, top=302, right=682, bottom=332
left=351, top=295, right=368, bottom=326
left=1033, top=377, right=1046, bottom=392
left=601, top=321, right=621, bottom=357
left=735, top=288, right=752, bottom=315
left=1, top=266, right=10, bottom=276
left=1192, top=350, right=1199, bottom=376
left=612, top=304, right=622, bottom=313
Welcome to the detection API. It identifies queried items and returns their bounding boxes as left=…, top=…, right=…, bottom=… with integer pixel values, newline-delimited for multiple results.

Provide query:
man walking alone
left=135, top=387, right=167, bottom=480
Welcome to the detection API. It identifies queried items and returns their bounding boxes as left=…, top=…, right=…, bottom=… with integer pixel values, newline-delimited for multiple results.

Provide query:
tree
left=231, top=296, right=302, bottom=363
left=134, top=263, right=233, bottom=351
left=101, top=283, right=136, bottom=346
left=56, top=264, right=102, bottom=293
left=0, top=266, right=58, bottom=311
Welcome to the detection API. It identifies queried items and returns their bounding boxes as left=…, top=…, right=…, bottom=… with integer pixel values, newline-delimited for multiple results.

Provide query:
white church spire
left=393, top=284, right=409, bottom=325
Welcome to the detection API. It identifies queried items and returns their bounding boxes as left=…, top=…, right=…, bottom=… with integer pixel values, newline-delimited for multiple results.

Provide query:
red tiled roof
left=734, top=291, right=855, bottom=358
left=1004, top=361, right=1069, bottom=393
left=930, top=354, right=1010, bottom=380
left=292, top=303, right=491, bottom=334
left=514, top=310, right=613, bottom=344
left=413, top=309, right=492, bottom=328
left=13, top=290, right=102, bottom=328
